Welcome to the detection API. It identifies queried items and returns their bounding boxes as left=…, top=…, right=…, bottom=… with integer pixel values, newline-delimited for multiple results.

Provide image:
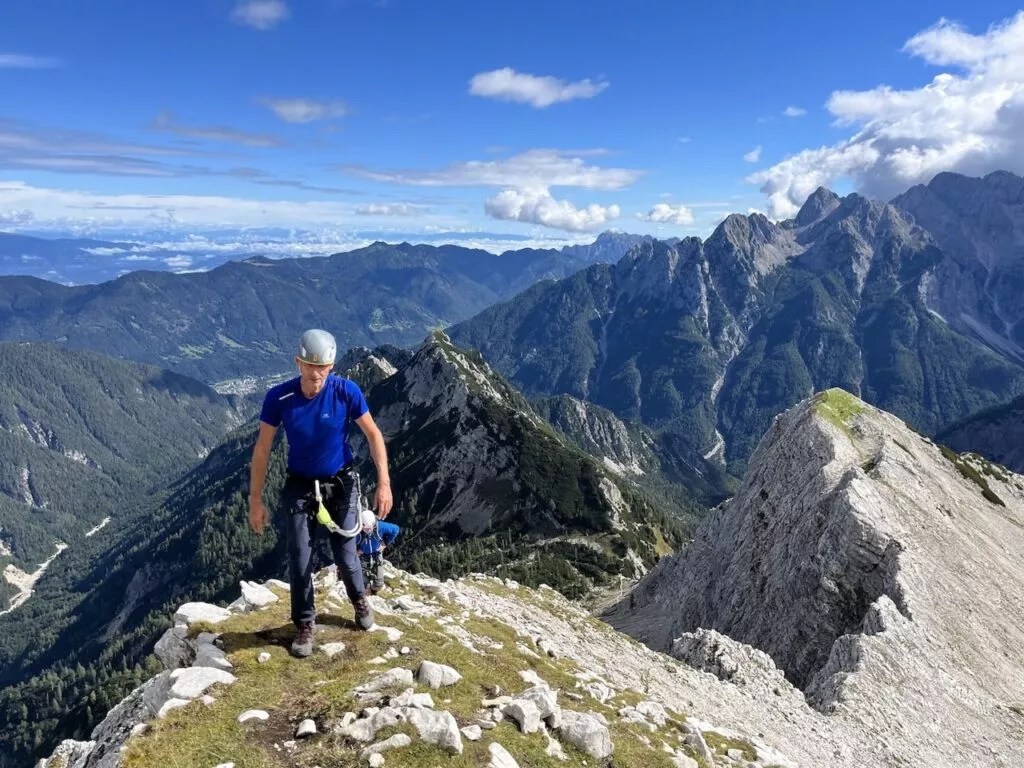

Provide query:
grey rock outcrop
left=893, top=170, right=1024, bottom=364
left=605, top=388, right=1024, bottom=767
left=938, top=394, right=1024, bottom=473
left=417, top=659, right=463, bottom=689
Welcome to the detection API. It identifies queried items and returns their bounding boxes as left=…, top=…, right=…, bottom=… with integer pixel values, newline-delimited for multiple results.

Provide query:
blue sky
left=2, top=0, right=1023, bottom=247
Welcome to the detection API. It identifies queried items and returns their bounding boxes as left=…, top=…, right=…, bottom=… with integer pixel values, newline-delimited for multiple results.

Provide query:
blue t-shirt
left=259, top=374, right=369, bottom=478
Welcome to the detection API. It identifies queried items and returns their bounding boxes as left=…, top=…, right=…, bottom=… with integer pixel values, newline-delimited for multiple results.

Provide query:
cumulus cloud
left=744, top=146, right=763, bottom=163
left=259, top=98, right=348, bottom=123
left=231, top=0, right=290, bottom=30
left=747, top=11, right=1024, bottom=218
left=340, top=149, right=641, bottom=190
left=469, top=68, right=608, bottom=108
left=0, top=54, right=59, bottom=68
left=635, top=203, right=695, bottom=225
left=484, top=187, right=619, bottom=232
left=783, top=106, right=807, bottom=117
left=355, top=202, right=423, bottom=216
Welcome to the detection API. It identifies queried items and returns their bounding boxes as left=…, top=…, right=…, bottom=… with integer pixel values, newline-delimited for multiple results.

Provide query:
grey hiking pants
left=282, top=466, right=365, bottom=626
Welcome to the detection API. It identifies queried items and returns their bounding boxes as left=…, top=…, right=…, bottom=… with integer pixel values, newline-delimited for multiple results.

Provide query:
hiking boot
left=353, top=596, right=374, bottom=630
left=290, top=621, right=316, bottom=657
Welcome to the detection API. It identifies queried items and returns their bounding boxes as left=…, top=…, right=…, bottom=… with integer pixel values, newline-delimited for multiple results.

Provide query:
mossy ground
left=811, top=388, right=866, bottom=440
left=703, top=730, right=757, bottom=761
left=122, top=575, right=698, bottom=768
left=938, top=445, right=1007, bottom=508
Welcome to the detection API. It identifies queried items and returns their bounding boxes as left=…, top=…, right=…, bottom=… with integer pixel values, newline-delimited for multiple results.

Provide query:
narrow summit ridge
left=604, top=388, right=1024, bottom=767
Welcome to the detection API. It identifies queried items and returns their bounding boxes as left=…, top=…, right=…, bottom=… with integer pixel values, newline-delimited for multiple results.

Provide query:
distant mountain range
left=448, top=171, right=1024, bottom=490
left=0, top=233, right=650, bottom=383
left=0, top=229, right=655, bottom=287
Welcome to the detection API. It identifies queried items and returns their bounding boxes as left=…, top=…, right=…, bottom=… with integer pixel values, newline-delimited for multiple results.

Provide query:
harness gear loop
left=313, top=475, right=361, bottom=538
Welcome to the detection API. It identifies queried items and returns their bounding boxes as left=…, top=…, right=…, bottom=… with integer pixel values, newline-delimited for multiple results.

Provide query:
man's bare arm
left=356, top=411, right=393, bottom=517
left=249, top=421, right=278, bottom=502
left=356, top=411, right=390, bottom=485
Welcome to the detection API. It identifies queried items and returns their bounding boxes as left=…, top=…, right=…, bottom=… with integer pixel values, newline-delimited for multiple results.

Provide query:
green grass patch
left=703, top=730, right=757, bottom=761
left=811, top=388, right=865, bottom=440
left=938, top=446, right=1007, bottom=507
left=123, top=579, right=696, bottom=768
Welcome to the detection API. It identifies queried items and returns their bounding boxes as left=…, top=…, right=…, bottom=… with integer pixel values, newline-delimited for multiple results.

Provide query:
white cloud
left=484, top=187, right=619, bottom=232
left=635, top=203, right=695, bottom=225
left=744, top=146, right=763, bottom=163
left=748, top=11, right=1024, bottom=218
left=0, top=54, right=59, bottom=68
left=355, top=202, right=423, bottom=216
left=259, top=98, right=348, bottom=123
left=165, top=255, right=192, bottom=269
left=469, top=68, right=608, bottom=108
left=82, top=246, right=129, bottom=256
left=231, top=0, right=290, bottom=30
left=340, top=149, right=641, bottom=190
left=783, top=106, right=807, bottom=117
left=0, top=208, right=34, bottom=225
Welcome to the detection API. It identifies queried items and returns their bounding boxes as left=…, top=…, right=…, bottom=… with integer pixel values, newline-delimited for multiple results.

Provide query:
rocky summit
left=603, top=388, right=1024, bottom=768
left=38, top=566, right=809, bottom=768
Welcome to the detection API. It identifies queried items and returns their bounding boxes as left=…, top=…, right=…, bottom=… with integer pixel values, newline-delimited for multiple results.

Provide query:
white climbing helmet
left=297, top=328, right=337, bottom=366
left=360, top=508, right=377, bottom=532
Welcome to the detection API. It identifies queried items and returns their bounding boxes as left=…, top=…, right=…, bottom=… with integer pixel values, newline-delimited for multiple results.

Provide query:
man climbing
left=248, top=328, right=394, bottom=658
left=356, top=508, right=400, bottom=595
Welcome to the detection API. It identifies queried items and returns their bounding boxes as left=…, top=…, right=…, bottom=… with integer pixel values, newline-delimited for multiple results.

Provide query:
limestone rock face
left=893, top=170, right=1024, bottom=364
left=605, top=388, right=1024, bottom=768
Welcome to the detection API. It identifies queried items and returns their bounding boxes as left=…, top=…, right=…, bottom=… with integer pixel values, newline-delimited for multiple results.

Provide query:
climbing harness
left=311, top=469, right=366, bottom=538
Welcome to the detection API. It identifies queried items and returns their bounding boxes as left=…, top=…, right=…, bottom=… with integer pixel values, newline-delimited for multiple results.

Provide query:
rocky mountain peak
left=794, top=186, right=841, bottom=227
left=613, top=238, right=699, bottom=300
left=705, top=210, right=802, bottom=281
left=357, top=331, right=682, bottom=587
left=388, top=330, right=537, bottom=419
left=603, top=388, right=1024, bottom=767
left=891, top=169, right=1024, bottom=362
left=792, top=192, right=928, bottom=295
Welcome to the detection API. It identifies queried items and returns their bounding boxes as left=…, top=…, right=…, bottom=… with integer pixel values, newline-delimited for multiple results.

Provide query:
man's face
left=296, top=358, right=333, bottom=392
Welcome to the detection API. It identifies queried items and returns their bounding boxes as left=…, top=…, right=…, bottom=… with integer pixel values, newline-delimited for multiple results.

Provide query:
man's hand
left=374, top=483, right=393, bottom=519
left=249, top=497, right=269, bottom=535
